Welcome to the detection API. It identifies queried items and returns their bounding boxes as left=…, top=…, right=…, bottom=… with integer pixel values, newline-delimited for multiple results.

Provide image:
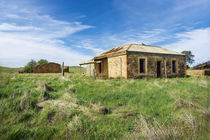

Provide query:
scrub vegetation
left=0, top=66, right=209, bottom=140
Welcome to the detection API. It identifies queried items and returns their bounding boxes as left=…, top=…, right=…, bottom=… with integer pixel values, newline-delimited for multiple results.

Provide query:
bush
left=36, top=59, right=48, bottom=66
left=23, top=60, right=37, bottom=73
left=23, top=59, right=49, bottom=73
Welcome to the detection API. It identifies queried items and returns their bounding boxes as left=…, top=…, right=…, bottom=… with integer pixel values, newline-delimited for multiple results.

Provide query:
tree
left=23, top=59, right=37, bottom=73
left=36, top=59, right=48, bottom=66
left=181, top=51, right=195, bottom=66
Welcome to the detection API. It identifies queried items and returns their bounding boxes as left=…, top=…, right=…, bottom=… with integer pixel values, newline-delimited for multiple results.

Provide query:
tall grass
left=0, top=67, right=209, bottom=139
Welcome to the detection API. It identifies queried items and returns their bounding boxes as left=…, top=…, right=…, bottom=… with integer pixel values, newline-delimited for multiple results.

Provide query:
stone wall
left=186, top=70, right=205, bottom=76
left=127, top=53, right=186, bottom=78
left=33, top=63, right=61, bottom=73
left=86, top=64, right=94, bottom=76
left=107, top=55, right=127, bottom=78
left=64, top=66, right=69, bottom=72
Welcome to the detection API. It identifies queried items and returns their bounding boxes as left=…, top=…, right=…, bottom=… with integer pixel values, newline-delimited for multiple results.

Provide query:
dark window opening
left=157, top=61, right=161, bottom=78
left=139, top=59, right=145, bottom=73
left=172, top=60, right=176, bottom=73
left=99, top=63, right=102, bottom=73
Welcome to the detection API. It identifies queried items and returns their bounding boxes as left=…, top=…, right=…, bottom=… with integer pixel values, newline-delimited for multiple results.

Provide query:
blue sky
left=0, top=0, right=210, bottom=67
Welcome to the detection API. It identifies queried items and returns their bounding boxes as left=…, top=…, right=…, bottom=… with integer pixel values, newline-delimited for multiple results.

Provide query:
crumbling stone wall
left=127, top=53, right=186, bottom=78
left=64, top=66, right=69, bottom=72
left=107, top=55, right=127, bottom=78
left=33, top=63, right=61, bottom=73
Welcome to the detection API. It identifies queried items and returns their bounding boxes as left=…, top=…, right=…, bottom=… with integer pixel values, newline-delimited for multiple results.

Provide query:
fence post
left=61, top=62, right=64, bottom=77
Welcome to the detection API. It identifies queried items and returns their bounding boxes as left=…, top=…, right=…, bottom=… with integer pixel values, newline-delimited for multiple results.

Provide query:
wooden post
left=61, top=62, right=64, bottom=77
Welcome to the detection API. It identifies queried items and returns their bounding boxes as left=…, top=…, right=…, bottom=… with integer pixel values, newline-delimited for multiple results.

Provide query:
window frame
left=138, top=57, right=147, bottom=75
left=99, top=63, right=102, bottom=73
left=171, top=58, right=178, bottom=74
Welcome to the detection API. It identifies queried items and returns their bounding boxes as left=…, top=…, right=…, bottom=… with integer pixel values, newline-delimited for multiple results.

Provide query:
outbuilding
left=33, top=62, right=61, bottom=73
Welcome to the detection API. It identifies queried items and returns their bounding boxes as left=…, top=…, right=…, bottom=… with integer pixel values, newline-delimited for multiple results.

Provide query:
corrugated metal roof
left=94, top=43, right=184, bottom=59
left=127, top=44, right=184, bottom=55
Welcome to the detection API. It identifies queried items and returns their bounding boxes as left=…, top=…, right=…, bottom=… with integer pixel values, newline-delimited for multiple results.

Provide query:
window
left=99, top=63, right=102, bottom=73
left=172, top=60, right=176, bottom=73
left=139, top=59, right=145, bottom=73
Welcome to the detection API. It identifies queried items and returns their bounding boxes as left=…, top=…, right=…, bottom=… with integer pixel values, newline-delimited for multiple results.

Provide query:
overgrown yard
left=0, top=68, right=209, bottom=139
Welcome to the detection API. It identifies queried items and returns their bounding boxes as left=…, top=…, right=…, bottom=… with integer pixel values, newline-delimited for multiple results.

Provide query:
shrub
left=23, top=60, right=37, bottom=73
left=36, top=59, right=48, bottom=66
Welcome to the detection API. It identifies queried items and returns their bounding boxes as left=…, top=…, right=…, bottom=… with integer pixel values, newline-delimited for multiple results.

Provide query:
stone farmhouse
left=80, top=43, right=186, bottom=79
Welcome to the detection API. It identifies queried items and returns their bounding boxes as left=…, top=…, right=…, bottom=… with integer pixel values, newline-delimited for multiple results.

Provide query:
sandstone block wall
left=107, top=55, right=127, bottom=78
left=86, top=64, right=94, bottom=76
left=186, top=70, right=205, bottom=76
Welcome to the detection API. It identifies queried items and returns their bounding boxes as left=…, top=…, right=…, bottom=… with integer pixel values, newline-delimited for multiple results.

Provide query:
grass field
left=0, top=66, right=209, bottom=139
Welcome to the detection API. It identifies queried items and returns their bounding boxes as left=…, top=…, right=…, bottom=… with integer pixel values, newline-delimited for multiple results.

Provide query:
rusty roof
left=101, top=47, right=123, bottom=55
left=94, top=43, right=184, bottom=59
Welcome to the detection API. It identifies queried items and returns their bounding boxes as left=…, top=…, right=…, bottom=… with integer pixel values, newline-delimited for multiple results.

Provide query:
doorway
left=157, top=61, right=161, bottom=78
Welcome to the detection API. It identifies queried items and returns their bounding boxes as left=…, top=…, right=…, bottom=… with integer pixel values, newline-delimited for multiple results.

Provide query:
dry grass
left=175, top=98, right=199, bottom=109
left=37, top=91, right=96, bottom=120
left=125, top=113, right=201, bottom=140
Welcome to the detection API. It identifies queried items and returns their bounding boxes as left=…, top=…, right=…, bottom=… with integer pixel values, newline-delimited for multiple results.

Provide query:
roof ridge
left=126, top=44, right=133, bottom=51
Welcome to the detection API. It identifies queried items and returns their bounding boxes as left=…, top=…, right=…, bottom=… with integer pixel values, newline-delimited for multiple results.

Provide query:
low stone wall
left=186, top=70, right=205, bottom=76
left=33, top=63, right=61, bottom=73
left=64, top=66, right=69, bottom=72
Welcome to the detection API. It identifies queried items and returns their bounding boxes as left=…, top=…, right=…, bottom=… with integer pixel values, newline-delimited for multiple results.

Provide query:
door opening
left=157, top=61, right=161, bottom=78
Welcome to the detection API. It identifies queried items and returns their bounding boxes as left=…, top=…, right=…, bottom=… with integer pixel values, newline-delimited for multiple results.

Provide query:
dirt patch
left=36, top=83, right=56, bottom=92
left=47, top=111, right=56, bottom=122
left=175, top=98, right=199, bottom=109
left=44, top=84, right=56, bottom=92
left=99, top=107, right=112, bottom=115
left=69, top=85, right=76, bottom=93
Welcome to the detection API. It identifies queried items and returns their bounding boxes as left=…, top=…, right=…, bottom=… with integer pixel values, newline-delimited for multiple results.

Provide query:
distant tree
left=23, top=59, right=37, bottom=73
left=181, top=51, right=195, bottom=67
left=36, top=59, right=48, bottom=66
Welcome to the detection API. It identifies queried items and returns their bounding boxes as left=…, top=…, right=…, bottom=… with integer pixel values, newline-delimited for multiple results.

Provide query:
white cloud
left=75, top=40, right=104, bottom=54
left=98, top=28, right=170, bottom=47
left=0, top=23, right=41, bottom=31
left=0, top=0, right=94, bottom=67
left=164, top=27, right=210, bottom=65
left=173, top=0, right=210, bottom=11
left=0, top=32, right=91, bottom=67
left=6, top=14, right=21, bottom=19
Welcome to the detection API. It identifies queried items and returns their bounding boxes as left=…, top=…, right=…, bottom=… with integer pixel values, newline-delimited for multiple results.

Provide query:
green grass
left=0, top=66, right=23, bottom=73
left=69, top=66, right=86, bottom=73
left=0, top=66, right=209, bottom=139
